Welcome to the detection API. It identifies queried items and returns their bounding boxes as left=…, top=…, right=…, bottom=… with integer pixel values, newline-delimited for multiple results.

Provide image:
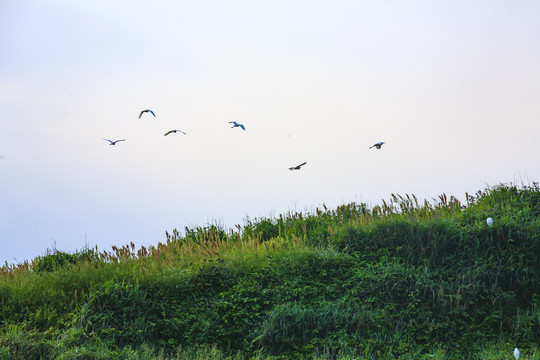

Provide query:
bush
left=32, top=248, right=98, bottom=273
left=76, top=280, right=157, bottom=346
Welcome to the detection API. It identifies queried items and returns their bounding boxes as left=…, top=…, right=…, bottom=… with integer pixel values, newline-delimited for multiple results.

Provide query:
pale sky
left=1, top=1, right=539, bottom=264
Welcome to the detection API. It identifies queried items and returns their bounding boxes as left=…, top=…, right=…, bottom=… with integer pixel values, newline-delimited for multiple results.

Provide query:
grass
left=1, top=183, right=539, bottom=359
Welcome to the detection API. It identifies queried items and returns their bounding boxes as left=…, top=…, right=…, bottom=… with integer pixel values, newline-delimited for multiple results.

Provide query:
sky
left=1, top=1, right=539, bottom=265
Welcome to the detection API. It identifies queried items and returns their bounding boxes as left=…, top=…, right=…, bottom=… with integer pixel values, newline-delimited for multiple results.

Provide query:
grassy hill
left=1, top=184, right=539, bottom=359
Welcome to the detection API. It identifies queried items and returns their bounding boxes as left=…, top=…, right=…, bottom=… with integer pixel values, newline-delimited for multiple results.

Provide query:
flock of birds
left=104, top=109, right=387, bottom=171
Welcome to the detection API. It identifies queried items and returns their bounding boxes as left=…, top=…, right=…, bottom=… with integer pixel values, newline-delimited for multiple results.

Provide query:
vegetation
left=1, top=183, right=539, bottom=359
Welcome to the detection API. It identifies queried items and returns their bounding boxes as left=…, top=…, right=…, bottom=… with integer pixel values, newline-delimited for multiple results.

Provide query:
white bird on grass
left=289, top=162, right=307, bottom=171
left=229, top=121, right=245, bottom=130
left=514, top=347, right=519, bottom=360
left=139, top=109, right=156, bottom=118
left=103, top=139, right=125, bottom=145
left=164, top=130, right=187, bottom=136
left=369, top=141, right=385, bottom=149
left=487, top=217, right=493, bottom=227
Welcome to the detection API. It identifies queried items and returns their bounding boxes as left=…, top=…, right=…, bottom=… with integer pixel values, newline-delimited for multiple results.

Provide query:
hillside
left=1, top=184, right=539, bottom=359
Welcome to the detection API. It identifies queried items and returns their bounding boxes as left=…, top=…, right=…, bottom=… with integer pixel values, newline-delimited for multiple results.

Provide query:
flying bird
left=289, top=162, right=307, bottom=171
left=229, top=121, right=246, bottom=130
left=369, top=141, right=385, bottom=149
left=164, top=130, right=187, bottom=136
left=103, top=139, right=125, bottom=145
left=139, top=109, right=156, bottom=118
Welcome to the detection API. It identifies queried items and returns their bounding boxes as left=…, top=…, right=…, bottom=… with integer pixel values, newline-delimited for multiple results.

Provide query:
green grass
left=1, top=183, right=539, bottom=359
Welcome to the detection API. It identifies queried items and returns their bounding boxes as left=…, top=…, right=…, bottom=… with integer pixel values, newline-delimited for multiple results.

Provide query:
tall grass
left=1, top=183, right=539, bottom=359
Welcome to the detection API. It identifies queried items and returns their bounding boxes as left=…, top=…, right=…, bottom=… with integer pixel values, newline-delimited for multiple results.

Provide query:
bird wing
left=298, top=162, right=307, bottom=167
left=229, top=121, right=237, bottom=125
left=148, top=110, right=156, bottom=117
left=179, top=130, right=187, bottom=135
left=164, top=130, right=173, bottom=136
left=139, top=111, right=144, bottom=119
left=103, top=139, right=113, bottom=144
left=116, top=139, right=126, bottom=143
left=239, top=124, right=245, bottom=130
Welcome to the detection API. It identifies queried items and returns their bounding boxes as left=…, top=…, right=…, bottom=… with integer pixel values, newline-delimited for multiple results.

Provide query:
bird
left=369, top=141, right=385, bottom=149
left=229, top=121, right=245, bottom=130
left=103, top=139, right=125, bottom=145
left=514, top=347, right=519, bottom=360
left=139, top=109, right=156, bottom=118
left=289, top=162, right=307, bottom=171
left=164, top=130, right=187, bottom=136
left=487, top=217, right=493, bottom=227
